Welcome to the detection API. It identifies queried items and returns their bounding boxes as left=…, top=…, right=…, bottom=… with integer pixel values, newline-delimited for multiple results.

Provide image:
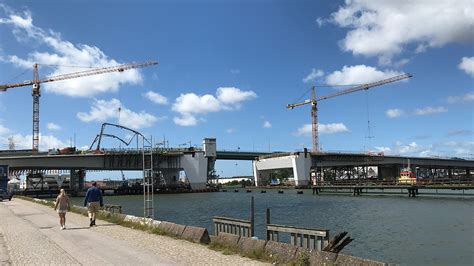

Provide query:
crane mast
left=0, top=60, right=158, bottom=152
left=287, top=73, right=412, bottom=153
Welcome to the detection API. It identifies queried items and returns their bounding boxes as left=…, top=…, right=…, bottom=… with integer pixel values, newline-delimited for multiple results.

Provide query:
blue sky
left=0, top=0, right=473, bottom=178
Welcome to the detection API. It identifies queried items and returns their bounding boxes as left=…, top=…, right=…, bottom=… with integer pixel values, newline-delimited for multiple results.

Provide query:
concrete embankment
left=0, top=198, right=265, bottom=265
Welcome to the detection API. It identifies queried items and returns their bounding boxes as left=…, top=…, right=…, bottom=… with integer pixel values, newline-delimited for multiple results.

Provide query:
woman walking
left=54, top=189, right=70, bottom=230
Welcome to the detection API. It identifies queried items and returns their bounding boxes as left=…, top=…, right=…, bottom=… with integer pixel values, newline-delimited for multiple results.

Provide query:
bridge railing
left=314, top=178, right=474, bottom=187
left=212, top=216, right=253, bottom=237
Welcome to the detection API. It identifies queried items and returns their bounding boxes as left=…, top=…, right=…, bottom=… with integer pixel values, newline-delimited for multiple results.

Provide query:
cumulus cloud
left=325, top=65, right=404, bottom=85
left=77, top=99, right=162, bottom=129
left=414, top=106, right=448, bottom=116
left=0, top=5, right=145, bottom=97
left=172, top=87, right=256, bottom=126
left=173, top=115, right=197, bottom=127
left=328, top=1, right=474, bottom=65
left=458, top=57, right=474, bottom=77
left=294, top=123, right=349, bottom=136
left=216, top=87, right=257, bottom=107
left=447, top=91, right=474, bottom=104
left=386, top=108, right=403, bottom=118
left=0, top=132, right=67, bottom=151
left=46, top=122, right=61, bottom=131
left=303, top=68, right=324, bottom=83
left=263, top=121, right=272, bottom=128
left=143, top=91, right=168, bottom=105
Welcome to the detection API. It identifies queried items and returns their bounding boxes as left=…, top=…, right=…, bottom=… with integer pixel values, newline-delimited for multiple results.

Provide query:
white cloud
left=0, top=133, right=67, bottom=151
left=447, top=91, right=474, bottom=104
left=294, top=123, right=349, bottom=136
left=0, top=124, right=10, bottom=135
left=414, top=106, right=448, bottom=116
left=458, top=57, right=474, bottom=77
left=263, top=121, right=272, bottom=128
left=303, top=68, right=324, bottom=83
left=173, top=115, right=197, bottom=127
left=216, top=87, right=257, bottom=108
left=320, top=123, right=350, bottom=134
left=316, top=17, right=326, bottom=27
left=374, top=140, right=474, bottom=158
left=226, top=128, right=236, bottom=133
left=172, top=93, right=221, bottom=114
left=325, top=65, right=403, bottom=85
left=143, top=91, right=168, bottom=105
left=329, top=1, right=474, bottom=65
left=374, top=146, right=391, bottom=154
left=230, top=69, right=240, bottom=74
left=77, top=99, right=160, bottom=129
left=171, top=87, right=256, bottom=126
left=47, top=122, right=61, bottom=131
left=0, top=5, right=144, bottom=97
left=386, top=108, right=403, bottom=118
left=0, top=123, right=66, bottom=150
left=294, top=124, right=312, bottom=136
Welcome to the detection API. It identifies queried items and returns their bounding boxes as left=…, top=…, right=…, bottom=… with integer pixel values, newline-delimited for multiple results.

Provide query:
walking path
left=0, top=198, right=267, bottom=265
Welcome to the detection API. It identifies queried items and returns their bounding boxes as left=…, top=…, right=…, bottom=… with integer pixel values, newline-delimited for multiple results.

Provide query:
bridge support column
left=181, top=152, right=208, bottom=190
left=253, top=153, right=311, bottom=187
left=69, top=169, right=85, bottom=194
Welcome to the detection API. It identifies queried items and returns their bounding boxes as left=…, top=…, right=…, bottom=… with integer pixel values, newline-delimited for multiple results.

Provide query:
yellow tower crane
left=0, top=60, right=158, bottom=152
left=287, top=73, right=413, bottom=153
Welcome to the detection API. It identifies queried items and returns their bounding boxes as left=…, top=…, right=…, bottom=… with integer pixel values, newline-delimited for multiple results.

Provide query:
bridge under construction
left=1, top=137, right=473, bottom=196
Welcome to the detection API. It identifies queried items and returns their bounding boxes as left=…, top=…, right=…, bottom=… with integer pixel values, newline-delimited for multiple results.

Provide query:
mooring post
left=266, top=208, right=271, bottom=240
left=250, top=196, right=255, bottom=237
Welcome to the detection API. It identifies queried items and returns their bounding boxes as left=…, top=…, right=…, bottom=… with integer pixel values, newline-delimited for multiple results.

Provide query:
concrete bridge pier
left=253, top=152, right=311, bottom=187
left=70, top=169, right=85, bottom=194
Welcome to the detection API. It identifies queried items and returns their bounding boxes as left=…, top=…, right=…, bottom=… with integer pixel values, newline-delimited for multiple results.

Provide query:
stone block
left=158, top=221, right=186, bottom=237
left=213, top=232, right=241, bottom=247
left=308, top=250, right=338, bottom=265
left=237, top=236, right=267, bottom=254
left=335, top=253, right=387, bottom=266
left=181, top=226, right=211, bottom=244
left=264, top=240, right=298, bottom=263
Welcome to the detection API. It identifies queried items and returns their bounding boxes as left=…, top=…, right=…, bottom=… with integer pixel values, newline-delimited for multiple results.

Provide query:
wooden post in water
left=250, top=196, right=255, bottom=237
left=266, top=208, right=271, bottom=240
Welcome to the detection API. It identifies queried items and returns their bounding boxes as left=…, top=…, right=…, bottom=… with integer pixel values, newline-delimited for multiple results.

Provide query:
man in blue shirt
left=84, top=182, right=103, bottom=227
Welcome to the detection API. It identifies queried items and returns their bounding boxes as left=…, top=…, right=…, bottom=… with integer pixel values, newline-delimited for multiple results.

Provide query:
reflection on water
left=71, top=190, right=474, bottom=265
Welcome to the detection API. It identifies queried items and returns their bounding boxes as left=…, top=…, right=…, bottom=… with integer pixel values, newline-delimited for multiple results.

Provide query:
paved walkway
left=0, top=198, right=267, bottom=265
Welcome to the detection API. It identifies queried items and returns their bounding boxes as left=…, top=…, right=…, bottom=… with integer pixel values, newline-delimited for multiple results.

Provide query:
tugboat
left=398, top=159, right=417, bottom=184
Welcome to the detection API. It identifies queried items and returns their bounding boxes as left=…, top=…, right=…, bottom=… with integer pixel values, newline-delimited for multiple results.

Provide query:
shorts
left=87, top=202, right=100, bottom=213
left=57, top=209, right=67, bottom=214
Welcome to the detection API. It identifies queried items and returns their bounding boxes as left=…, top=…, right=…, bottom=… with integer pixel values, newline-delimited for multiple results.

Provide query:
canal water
left=71, top=190, right=473, bottom=265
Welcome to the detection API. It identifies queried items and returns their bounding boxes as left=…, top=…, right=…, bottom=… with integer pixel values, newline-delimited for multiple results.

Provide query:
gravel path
left=0, top=198, right=267, bottom=265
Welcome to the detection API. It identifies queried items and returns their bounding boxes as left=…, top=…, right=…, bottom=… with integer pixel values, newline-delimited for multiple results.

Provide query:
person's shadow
left=66, top=223, right=117, bottom=230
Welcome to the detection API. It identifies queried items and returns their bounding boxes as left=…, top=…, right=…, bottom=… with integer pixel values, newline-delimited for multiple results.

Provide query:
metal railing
left=103, top=204, right=122, bottom=214
left=314, top=178, right=474, bottom=187
left=265, top=208, right=329, bottom=251
left=213, top=216, right=253, bottom=237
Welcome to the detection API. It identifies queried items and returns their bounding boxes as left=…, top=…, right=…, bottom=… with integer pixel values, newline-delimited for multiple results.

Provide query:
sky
left=0, top=0, right=473, bottom=178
